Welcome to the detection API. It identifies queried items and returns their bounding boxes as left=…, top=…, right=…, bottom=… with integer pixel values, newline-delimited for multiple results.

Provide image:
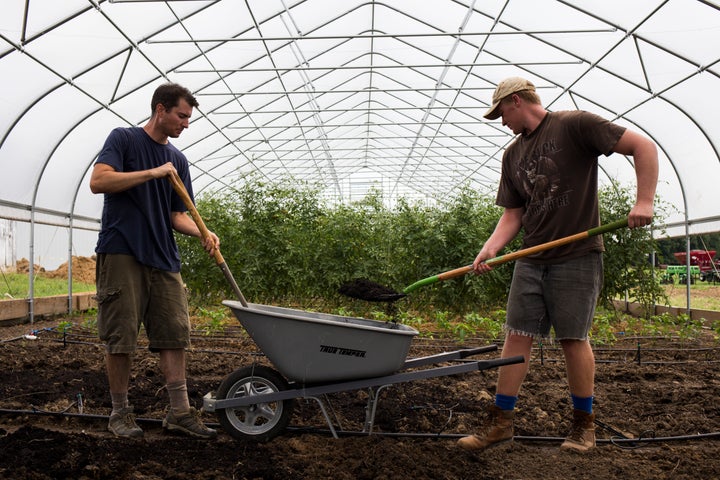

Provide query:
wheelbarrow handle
left=403, top=218, right=629, bottom=294
left=167, top=171, right=248, bottom=306
left=476, top=355, right=526, bottom=370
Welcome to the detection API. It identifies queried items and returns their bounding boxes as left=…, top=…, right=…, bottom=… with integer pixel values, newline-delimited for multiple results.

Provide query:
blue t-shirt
left=94, top=127, right=194, bottom=272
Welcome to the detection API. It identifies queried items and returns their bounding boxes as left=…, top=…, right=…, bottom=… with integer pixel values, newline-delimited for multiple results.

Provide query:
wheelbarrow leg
left=305, top=395, right=340, bottom=439
left=363, top=384, right=393, bottom=435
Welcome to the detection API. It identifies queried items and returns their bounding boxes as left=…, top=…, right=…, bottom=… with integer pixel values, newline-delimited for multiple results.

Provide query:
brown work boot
left=163, top=407, right=218, bottom=439
left=108, top=406, right=144, bottom=438
left=560, top=409, right=596, bottom=452
left=457, top=405, right=514, bottom=451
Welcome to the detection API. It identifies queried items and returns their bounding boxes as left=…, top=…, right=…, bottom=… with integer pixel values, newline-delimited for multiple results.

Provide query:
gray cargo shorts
left=505, top=252, right=603, bottom=341
left=95, top=253, right=190, bottom=354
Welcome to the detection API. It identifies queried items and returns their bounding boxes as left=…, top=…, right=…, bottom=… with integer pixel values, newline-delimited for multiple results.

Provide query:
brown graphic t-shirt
left=496, top=111, right=625, bottom=263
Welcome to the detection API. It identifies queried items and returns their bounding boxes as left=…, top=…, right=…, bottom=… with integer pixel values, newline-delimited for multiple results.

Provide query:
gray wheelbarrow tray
left=221, top=300, right=419, bottom=383
left=204, top=300, right=524, bottom=440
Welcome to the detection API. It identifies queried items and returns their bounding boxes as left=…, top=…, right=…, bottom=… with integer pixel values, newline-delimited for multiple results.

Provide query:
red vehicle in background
left=673, top=249, right=720, bottom=282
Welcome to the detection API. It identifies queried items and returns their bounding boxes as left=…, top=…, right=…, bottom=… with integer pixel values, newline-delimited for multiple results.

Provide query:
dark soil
left=1, top=316, right=720, bottom=480
left=338, top=278, right=407, bottom=302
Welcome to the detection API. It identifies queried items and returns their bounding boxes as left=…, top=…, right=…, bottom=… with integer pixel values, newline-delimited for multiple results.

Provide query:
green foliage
left=177, top=177, right=671, bottom=319
left=461, top=311, right=505, bottom=340
left=57, top=320, right=73, bottom=333
left=635, top=312, right=704, bottom=340
left=589, top=312, right=618, bottom=345
left=177, top=180, right=511, bottom=310
left=394, top=310, right=426, bottom=329
left=433, top=310, right=453, bottom=332
left=402, top=187, right=517, bottom=309
left=599, top=184, right=668, bottom=316
left=604, top=310, right=706, bottom=340
left=675, top=315, right=705, bottom=341
left=710, top=319, right=720, bottom=342
left=177, top=176, right=327, bottom=303
left=80, top=313, right=97, bottom=332
left=194, top=306, right=231, bottom=336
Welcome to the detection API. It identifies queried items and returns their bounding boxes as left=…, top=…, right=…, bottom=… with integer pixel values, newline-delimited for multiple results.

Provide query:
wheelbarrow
left=167, top=172, right=523, bottom=441
left=204, top=300, right=524, bottom=441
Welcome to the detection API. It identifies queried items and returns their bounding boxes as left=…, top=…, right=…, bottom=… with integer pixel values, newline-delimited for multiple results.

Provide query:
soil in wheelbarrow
left=1, top=317, right=720, bottom=480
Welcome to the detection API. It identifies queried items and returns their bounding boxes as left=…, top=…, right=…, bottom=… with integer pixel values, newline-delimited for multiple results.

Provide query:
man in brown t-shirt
left=457, top=77, right=658, bottom=453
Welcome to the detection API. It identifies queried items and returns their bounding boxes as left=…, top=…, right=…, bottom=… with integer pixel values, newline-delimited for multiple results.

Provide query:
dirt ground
left=1, top=315, right=720, bottom=480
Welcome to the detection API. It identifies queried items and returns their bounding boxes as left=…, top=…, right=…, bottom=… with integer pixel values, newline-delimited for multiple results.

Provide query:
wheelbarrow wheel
left=215, top=365, right=295, bottom=441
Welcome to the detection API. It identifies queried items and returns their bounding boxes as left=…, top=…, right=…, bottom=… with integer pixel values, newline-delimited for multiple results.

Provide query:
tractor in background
left=662, top=249, right=720, bottom=284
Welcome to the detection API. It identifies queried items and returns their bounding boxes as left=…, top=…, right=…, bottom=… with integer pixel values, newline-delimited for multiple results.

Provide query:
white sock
left=166, top=380, right=191, bottom=414
left=110, top=392, right=129, bottom=415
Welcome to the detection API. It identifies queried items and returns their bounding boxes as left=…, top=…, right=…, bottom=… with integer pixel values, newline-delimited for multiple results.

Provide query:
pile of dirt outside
left=14, top=258, right=44, bottom=274
left=43, top=255, right=96, bottom=285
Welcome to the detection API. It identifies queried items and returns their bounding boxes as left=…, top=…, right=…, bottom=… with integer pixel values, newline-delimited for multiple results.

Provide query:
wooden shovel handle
left=436, top=265, right=474, bottom=281
left=403, top=218, right=629, bottom=294
left=167, top=170, right=248, bottom=306
left=443, top=219, right=631, bottom=277
left=167, top=170, right=225, bottom=266
left=484, top=218, right=629, bottom=267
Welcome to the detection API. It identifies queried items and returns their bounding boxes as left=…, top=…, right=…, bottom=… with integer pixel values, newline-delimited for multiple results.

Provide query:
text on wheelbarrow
left=320, top=345, right=367, bottom=358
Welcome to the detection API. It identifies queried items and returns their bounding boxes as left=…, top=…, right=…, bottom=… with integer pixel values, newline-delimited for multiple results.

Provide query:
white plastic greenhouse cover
left=1, top=0, right=719, bottom=272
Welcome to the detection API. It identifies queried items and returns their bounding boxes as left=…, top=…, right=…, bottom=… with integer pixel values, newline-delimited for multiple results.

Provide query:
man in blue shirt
left=91, top=83, right=219, bottom=439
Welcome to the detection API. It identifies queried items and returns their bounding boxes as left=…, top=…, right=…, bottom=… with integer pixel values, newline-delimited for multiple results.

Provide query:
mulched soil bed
left=1, top=317, right=719, bottom=480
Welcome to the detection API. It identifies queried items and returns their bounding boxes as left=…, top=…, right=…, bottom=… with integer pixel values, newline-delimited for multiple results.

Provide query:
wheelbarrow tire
left=215, top=365, right=295, bottom=442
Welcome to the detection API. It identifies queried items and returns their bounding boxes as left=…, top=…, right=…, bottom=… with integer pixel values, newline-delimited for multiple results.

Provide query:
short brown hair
left=496, top=89, right=542, bottom=115
left=150, top=83, right=199, bottom=115
left=513, top=88, right=541, bottom=105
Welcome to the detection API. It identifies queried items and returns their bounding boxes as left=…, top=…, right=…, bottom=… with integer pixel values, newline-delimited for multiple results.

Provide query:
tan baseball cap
left=484, top=77, right=536, bottom=120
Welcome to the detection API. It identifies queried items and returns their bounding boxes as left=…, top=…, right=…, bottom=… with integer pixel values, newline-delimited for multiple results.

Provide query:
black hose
left=0, top=335, right=30, bottom=344
left=285, top=426, right=720, bottom=446
left=0, top=408, right=220, bottom=428
left=2, top=408, right=719, bottom=447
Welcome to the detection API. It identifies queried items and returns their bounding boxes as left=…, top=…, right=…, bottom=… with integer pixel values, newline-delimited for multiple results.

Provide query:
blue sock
left=571, top=394, right=593, bottom=414
left=495, top=393, right=517, bottom=411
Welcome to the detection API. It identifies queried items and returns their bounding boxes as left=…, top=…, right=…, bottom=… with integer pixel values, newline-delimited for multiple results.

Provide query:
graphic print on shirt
left=516, top=139, right=570, bottom=216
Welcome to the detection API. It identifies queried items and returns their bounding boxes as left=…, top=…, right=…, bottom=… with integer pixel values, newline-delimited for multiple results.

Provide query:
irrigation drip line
left=0, top=335, right=34, bottom=344
left=0, top=326, right=57, bottom=343
left=0, top=329, right=260, bottom=356
left=0, top=320, right=248, bottom=343
left=48, top=338, right=105, bottom=347
left=0, top=408, right=186, bottom=427
left=2, top=408, right=718, bottom=448
left=543, top=345, right=720, bottom=354
left=9, top=329, right=250, bottom=344
left=283, top=425, right=720, bottom=447
left=5, top=332, right=720, bottom=365
left=42, top=338, right=259, bottom=356
left=0, top=408, right=222, bottom=430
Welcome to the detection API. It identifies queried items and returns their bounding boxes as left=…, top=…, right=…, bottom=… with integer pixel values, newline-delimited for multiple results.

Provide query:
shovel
left=167, top=170, right=248, bottom=307
left=340, top=218, right=629, bottom=302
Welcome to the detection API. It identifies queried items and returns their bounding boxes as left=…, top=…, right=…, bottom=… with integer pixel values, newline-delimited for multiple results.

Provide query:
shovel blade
left=338, top=278, right=406, bottom=302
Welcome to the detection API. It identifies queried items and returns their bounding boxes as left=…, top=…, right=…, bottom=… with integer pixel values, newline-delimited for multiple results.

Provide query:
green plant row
left=176, top=176, right=667, bottom=316
left=49, top=301, right=720, bottom=347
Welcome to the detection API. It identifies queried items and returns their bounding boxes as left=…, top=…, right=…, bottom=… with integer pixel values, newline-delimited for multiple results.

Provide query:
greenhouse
left=2, top=2, right=720, bottom=478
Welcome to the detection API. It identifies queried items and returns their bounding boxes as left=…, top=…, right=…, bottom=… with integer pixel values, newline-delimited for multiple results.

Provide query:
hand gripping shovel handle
left=167, top=171, right=248, bottom=307
left=403, top=218, right=629, bottom=294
